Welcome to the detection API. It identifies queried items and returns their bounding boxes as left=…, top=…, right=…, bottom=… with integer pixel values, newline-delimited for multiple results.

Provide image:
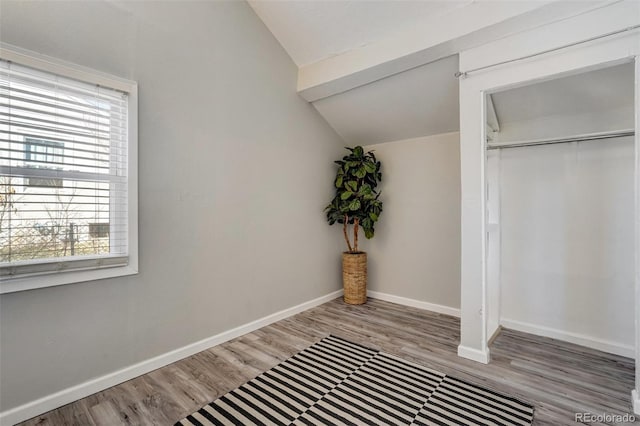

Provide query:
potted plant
left=325, top=146, right=383, bottom=304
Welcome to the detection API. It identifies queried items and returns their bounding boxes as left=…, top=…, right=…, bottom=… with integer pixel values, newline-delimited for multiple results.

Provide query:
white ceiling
left=248, top=0, right=471, bottom=67
left=248, top=0, right=627, bottom=146
left=491, top=62, right=635, bottom=126
left=313, top=55, right=459, bottom=145
left=489, top=62, right=635, bottom=142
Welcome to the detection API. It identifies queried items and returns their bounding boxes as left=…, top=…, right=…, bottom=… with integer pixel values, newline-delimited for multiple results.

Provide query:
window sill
left=0, top=264, right=138, bottom=294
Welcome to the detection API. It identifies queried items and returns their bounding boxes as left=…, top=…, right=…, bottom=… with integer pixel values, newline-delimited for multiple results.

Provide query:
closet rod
left=487, top=129, right=635, bottom=150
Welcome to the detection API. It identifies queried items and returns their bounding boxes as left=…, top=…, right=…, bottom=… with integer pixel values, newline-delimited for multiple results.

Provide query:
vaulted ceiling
left=492, top=62, right=634, bottom=125
left=312, top=55, right=459, bottom=146
left=489, top=62, right=635, bottom=143
left=249, top=0, right=608, bottom=145
left=247, top=0, right=471, bottom=67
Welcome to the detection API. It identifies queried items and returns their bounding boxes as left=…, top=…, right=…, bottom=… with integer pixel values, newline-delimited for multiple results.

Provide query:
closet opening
left=484, top=61, right=636, bottom=357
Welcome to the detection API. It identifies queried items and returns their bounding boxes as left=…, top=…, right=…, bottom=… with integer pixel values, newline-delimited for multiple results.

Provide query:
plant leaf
left=341, top=191, right=353, bottom=200
left=364, top=161, right=376, bottom=173
left=327, top=146, right=382, bottom=233
left=358, top=184, right=372, bottom=195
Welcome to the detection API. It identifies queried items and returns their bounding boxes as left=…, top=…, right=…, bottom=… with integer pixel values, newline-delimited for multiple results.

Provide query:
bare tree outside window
left=1, top=180, right=110, bottom=262
left=0, top=176, right=18, bottom=235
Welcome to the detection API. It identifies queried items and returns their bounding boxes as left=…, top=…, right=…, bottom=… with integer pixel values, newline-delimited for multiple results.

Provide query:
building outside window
left=24, top=138, right=64, bottom=187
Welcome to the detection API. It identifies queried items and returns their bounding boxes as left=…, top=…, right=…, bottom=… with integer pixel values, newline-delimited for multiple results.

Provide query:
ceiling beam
left=297, top=0, right=614, bottom=102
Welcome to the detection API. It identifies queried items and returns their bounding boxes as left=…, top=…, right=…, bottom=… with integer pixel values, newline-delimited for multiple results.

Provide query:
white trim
left=125, top=84, right=139, bottom=284
left=0, top=43, right=135, bottom=93
left=295, top=1, right=608, bottom=102
left=500, top=318, right=635, bottom=358
left=367, top=291, right=460, bottom=317
left=487, top=325, right=502, bottom=345
left=635, top=50, right=640, bottom=419
left=0, top=265, right=138, bottom=294
left=0, top=44, right=139, bottom=294
left=0, top=289, right=343, bottom=426
left=459, top=10, right=640, bottom=365
left=486, top=149, right=502, bottom=345
left=457, top=345, right=490, bottom=364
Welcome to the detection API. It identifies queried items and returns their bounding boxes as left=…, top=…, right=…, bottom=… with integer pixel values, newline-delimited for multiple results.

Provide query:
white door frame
left=457, top=22, right=640, bottom=414
left=633, top=56, right=640, bottom=416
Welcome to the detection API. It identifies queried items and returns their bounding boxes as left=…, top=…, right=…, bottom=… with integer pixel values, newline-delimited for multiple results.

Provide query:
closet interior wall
left=485, top=63, right=636, bottom=357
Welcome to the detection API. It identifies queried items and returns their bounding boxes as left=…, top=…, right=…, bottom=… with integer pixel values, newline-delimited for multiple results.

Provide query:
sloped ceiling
left=247, top=0, right=471, bottom=67
left=247, top=0, right=468, bottom=144
left=492, top=62, right=634, bottom=125
left=490, top=62, right=635, bottom=142
left=249, top=0, right=614, bottom=146
left=313, top=55, right=459, bottom=145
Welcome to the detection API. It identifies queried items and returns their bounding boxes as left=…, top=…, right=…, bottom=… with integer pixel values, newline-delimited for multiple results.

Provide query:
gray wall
left=364, top=133, right=461, bottom=309
left=0, top=0, right=344, bottom=412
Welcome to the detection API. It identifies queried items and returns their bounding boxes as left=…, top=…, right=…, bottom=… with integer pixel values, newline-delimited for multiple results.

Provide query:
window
left=25, top=138, right=64, bottom=164
left=25, top=138, right=64, bottom=187
left=0, top=46, right=138, bottom=292
left=89, top=222, right=110, bottom=239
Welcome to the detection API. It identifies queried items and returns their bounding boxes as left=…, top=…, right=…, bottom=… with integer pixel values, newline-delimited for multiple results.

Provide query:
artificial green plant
left=325, top=146, right=383, bottom=253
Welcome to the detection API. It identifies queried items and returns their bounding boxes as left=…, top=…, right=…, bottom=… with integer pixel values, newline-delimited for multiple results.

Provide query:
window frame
left=0, top=43, right=138, bottom=294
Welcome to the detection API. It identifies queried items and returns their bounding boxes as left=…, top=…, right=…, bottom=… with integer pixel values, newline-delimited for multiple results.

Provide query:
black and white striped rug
left=176, top=335, right=534, bottom=425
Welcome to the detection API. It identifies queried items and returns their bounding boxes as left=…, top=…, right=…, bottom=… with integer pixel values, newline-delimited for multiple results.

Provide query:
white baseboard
left=0, top=289, right=344, bottom=426
left=457, top=345, right=490, bottom=364
left=367, top=291, right=460, bottom=317
left=487, top=324, right=502, bottom=345
left=500, top=318, right=634, bottom=358
left=633, top=390, right=640, bottom=415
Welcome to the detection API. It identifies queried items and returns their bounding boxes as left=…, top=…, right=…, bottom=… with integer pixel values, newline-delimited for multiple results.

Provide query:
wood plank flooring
left=19, top=297, right=638, bottom=426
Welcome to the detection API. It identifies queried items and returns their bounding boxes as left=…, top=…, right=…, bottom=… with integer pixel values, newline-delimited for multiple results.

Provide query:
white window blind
left=0, top=58, right=129, bottom=278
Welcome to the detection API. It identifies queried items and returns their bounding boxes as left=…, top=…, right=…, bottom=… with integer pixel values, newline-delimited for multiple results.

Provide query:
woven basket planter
left=342, top=252, right=367, bottom=305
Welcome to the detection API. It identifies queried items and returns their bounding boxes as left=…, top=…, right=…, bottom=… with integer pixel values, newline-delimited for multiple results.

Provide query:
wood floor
left=20, top=297, right=638, bottom=426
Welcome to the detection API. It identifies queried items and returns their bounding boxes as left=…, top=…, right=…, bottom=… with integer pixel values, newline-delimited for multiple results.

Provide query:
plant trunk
left=353, top=217, right=359, bottom=252
left=343, top=215, right=353, bottom=252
